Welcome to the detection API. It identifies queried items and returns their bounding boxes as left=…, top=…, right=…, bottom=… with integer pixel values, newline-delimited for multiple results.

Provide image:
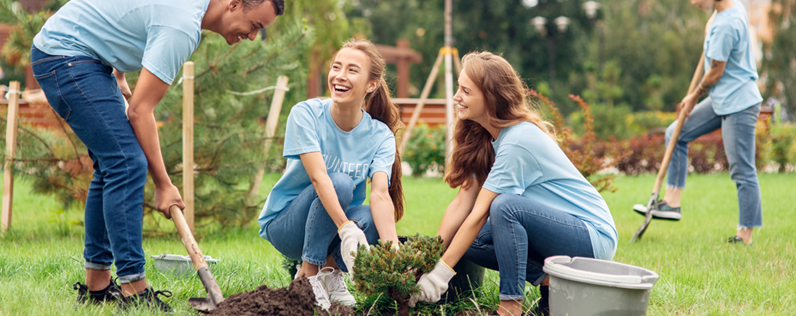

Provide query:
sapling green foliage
left=352, top=235, right=445, bottom=316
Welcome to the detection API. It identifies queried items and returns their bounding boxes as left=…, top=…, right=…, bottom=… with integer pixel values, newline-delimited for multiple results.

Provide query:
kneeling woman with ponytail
left=410, top=52, right=617, bottom=316
left=258, top=39, right=404, bottom=309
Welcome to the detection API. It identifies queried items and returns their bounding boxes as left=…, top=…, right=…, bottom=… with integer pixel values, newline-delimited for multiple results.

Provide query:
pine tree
left=352, top=235, right=445, bottom=316
left=139, top=19, right=313, bottom=227
left=1, top=11, right=315, bottom=228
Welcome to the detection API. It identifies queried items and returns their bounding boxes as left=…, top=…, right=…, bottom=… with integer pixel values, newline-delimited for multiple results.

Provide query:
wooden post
left=263, top=76, right=290, bottom=152
left=444, top=0, right=455, bottom=162
left=182, top=62, right=195, bottom=232
left=396, top=39, right=411, bottom=98
left=245, top=76, right=290, bottom=205
left=307, top=50, right=321, bottom=99
left=400, top=52, right=444, bottom=152
left=2, top=81, right=21, bottom=234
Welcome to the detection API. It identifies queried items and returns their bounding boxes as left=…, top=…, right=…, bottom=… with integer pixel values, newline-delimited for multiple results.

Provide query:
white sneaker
left=318, top=267, right=357, bottom=307
left=307, top=275, right=331, bottom=309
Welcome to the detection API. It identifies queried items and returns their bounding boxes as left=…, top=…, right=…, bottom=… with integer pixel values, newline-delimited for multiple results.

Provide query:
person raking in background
left=634, top=0, right=763, bottom=245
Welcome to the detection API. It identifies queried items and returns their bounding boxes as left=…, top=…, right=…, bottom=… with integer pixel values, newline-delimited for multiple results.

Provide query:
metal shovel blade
left=188, top=267, right=225, bottom=313
left=189, top=297, right=217, bottom=313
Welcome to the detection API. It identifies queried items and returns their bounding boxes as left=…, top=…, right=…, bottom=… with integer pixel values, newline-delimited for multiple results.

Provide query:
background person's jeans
left=30, top=47, right=148, bottom=283
left=463, top=194, right=594, bottom=301
left=265, top=173, right=379, bottom=272
left=665, top=98, right=762, bottom=228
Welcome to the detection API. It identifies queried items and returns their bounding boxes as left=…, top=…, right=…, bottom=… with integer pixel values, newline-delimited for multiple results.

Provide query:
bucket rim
left=543, top=256, right=658, bottom=290
left=151, top=254, right=219, bottom=263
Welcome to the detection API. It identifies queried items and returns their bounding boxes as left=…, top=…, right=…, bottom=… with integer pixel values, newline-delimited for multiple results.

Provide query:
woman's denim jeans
left=265, top=173, right=379, bottom=272
left=463, top=194, right=594, bottom=301
left=665, top=98, right=762, bottom=228
left=30, top=47, right=148, bottom=283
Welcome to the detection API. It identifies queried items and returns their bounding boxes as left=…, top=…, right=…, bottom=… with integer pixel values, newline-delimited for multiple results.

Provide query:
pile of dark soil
left=205, top=277, right=355, bottom=316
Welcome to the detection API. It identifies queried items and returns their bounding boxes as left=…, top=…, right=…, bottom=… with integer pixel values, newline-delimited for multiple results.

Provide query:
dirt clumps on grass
left=205, top=277, right=354, bottom=316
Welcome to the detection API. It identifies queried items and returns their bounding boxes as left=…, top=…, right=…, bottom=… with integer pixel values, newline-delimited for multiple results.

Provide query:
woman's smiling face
left=328, top=47, right=379, bottom=107
left=453, top=69, right=488, bottom=124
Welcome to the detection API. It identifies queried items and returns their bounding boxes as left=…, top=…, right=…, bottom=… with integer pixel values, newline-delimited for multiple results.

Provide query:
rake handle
left=632, top=53, right=706, bottom=242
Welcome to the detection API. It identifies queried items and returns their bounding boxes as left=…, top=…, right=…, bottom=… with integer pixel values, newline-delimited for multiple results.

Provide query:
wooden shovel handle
left=652, top=53, right=706, bottom=194
left=170, top=205, right=208, bottom=271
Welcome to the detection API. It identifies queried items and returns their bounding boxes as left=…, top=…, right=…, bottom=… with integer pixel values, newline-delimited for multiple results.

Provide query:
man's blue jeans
left=665, top=98, right=762, bottom=228
left=31, top=47, right=148, bottom=283
left=463, top=194, right=594, bottom=301
left=265, top=173, right=379, bottom=272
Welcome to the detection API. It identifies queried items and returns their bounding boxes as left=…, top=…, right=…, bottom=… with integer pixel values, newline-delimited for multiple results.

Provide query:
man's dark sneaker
left=727, top=236, right=751, bottom=244
left=118, top=287, right=174, bottom=314
left=632, top=201, right=682, bottom=221
left=73, top=279, right=122, bottom=305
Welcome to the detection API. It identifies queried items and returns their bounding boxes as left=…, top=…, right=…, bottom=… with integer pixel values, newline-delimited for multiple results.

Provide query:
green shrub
left=352, top=235, right=445, bottom=316
left=402, top=123, right=446, bottom=177
left=770, top=124, right=796, bottom=173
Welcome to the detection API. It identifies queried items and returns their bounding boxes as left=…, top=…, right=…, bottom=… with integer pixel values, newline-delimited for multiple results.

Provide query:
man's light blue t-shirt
left=482, top=122, right=618, bottom=260
left=703, top=0, right=763, bottom=115
left=33, top=0, right=210, bottom=84
left=258, top=98, right=396, bottom=241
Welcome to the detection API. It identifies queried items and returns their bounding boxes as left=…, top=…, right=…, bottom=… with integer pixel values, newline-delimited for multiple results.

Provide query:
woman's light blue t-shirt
left=482, top=122, right=618, bottom=260
left=258, top=98, right=396, bottom=241
left=703, top=0, right=763, bottom=115
left=32, top=0, right=209, bottom=84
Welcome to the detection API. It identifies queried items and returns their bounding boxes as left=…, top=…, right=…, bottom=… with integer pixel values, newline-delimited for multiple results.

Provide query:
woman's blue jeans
left=665, top=98, right=762, bottom=228
left=463, top=194, right=594, bottom=301
left=30, top=47, right=148, bottom=283
left=265, top=173, right=379, bottom=272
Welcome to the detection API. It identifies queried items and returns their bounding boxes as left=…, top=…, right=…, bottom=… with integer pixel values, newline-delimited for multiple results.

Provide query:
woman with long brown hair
left=257, top=38, right=404, bottom=309
left=409, top=52, right=617, bottom=316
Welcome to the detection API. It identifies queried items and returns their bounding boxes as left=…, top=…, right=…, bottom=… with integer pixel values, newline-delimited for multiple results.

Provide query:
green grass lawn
left=1, top=173, right=794, bottom=315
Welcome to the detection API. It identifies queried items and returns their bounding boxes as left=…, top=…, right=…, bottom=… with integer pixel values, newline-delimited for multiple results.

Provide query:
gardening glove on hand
left=338, top=221, right=369, bottom=273
left=408, top=260, right=456, bottom=307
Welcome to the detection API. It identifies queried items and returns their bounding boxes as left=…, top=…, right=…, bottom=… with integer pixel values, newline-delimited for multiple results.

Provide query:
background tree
left=345, top=0, right=708, bottom=115
left=763, top=0, right=795, bottom=117
left=1, top=2, right=316, bottom=229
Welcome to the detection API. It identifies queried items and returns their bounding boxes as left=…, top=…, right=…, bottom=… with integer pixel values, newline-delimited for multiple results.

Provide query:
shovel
left=630, top=53, right=705, bottom=242
left=169, top=205, right=225, bottom=312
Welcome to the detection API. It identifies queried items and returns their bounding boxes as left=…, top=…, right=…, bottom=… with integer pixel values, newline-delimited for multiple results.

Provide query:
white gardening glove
left=337, top=221, right=370, bottom=273
left=408, top=260, right=456, bottom=307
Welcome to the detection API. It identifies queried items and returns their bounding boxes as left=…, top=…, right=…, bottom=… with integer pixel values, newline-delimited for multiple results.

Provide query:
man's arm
left=112, top=69, right=133, bottom=99
left=680, top=58, right=727, bottom=117
left=127, top=67, right=185, bottom=217
left=694, top=59, right=727, bottom=97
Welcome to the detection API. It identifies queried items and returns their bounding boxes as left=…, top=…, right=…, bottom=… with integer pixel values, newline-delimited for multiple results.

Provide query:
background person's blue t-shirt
left=482, top=122, right=618, bottom=260
left=703, top=0, right=763, bottom=115
left=258, top=98, right=396, bottom=241
left=33, top=0, right=210, bottom=84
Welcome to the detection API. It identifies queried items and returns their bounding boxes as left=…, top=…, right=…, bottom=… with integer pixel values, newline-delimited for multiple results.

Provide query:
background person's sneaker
left=633, top=201, right=682, bottom=221
left=118, top=287, right=174, bottom=314
left=73, top=279, right=121, bottom=305
left=318, top=267, right=357, bottom=307
left=307, top=275, right=332, bottom=309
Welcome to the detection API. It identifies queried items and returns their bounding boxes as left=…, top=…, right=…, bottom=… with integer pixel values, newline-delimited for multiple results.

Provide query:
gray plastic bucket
left=543, top=256, right=659, bottom=316
left=151, top=254, right=219, bottom=277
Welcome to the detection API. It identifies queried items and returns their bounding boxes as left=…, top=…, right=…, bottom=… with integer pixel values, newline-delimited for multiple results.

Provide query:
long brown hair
left=444, top=51, right=554, bottom=189
left=336, top=38, right=405, bottom=221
